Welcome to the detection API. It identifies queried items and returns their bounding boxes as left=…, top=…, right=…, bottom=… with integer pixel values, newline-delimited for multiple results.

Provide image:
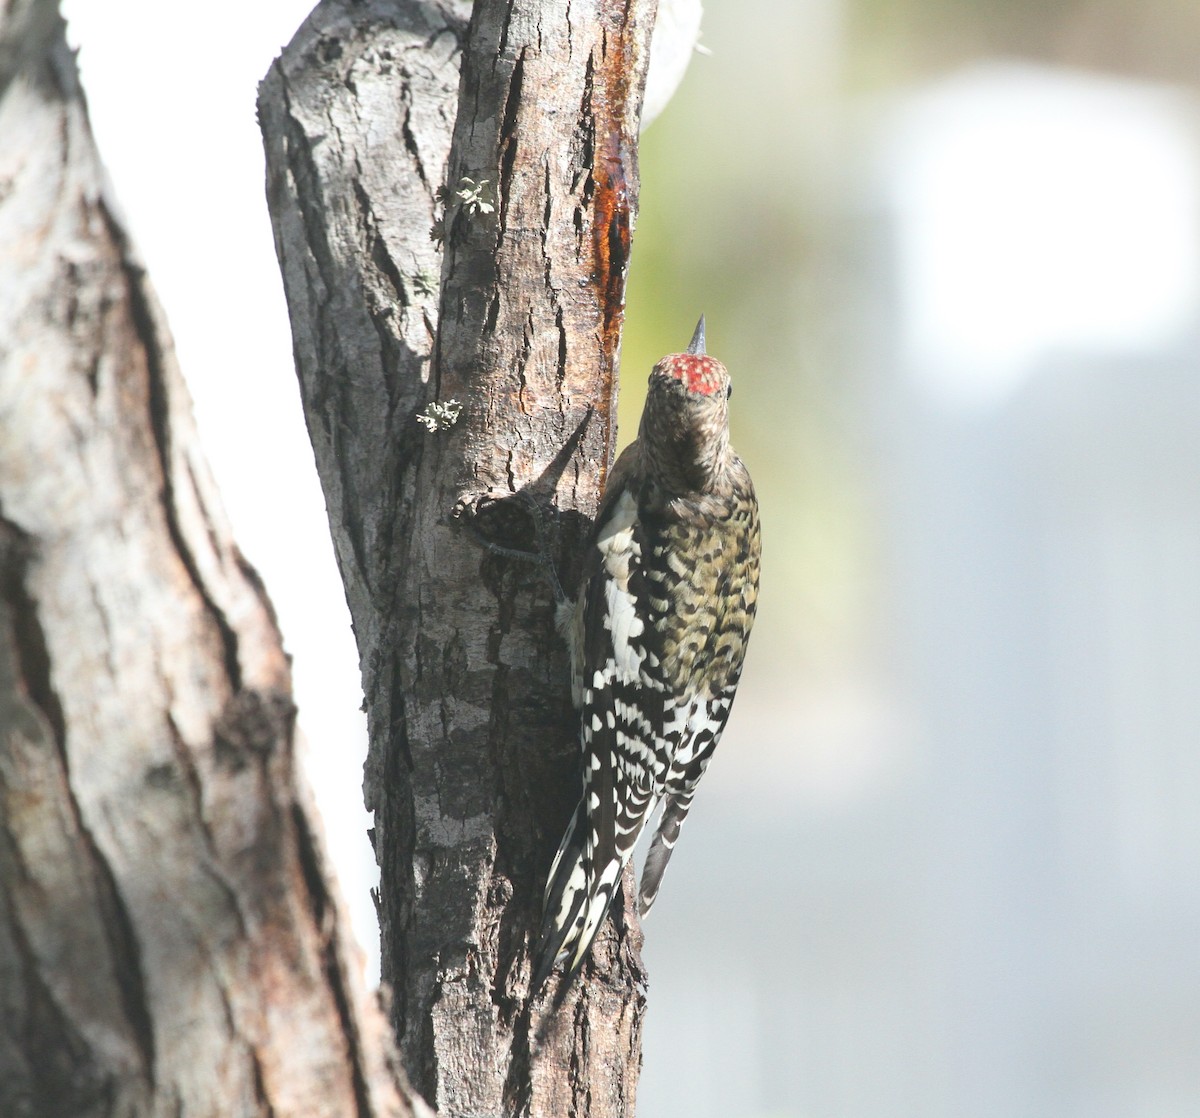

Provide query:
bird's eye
left=726, top=382, right=733, bottom=399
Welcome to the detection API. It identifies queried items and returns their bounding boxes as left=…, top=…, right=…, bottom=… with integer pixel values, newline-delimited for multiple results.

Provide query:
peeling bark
left=0, top=2, right=421, bottom=1115
left=259, top=0, right=657, bottom=1114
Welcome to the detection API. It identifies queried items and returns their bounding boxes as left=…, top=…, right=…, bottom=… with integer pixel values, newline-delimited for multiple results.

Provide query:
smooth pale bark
left=0, top=3, right=421, bottom=1115
left=260, top=0, right=657, bottom=1114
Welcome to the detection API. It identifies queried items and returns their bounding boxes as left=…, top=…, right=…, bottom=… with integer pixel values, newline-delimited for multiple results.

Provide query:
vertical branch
left=0, top=2, right=416, bottom=1115
left=261, top=0, right=657, bottom=1114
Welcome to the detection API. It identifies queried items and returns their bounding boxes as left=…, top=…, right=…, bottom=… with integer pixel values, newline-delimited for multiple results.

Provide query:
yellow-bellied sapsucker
left=534, top=317, right=761, bottom=989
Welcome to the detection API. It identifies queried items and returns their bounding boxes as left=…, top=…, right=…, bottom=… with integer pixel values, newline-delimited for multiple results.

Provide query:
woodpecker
left=534, top=317, right=761, bottom=990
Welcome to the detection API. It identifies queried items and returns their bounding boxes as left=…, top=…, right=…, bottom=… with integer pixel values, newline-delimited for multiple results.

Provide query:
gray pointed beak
left=686, top=315, right=706, bottom=356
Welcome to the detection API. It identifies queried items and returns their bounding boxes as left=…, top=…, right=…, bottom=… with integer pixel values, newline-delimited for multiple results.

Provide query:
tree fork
left=260, top=0, right=658, bottom=1114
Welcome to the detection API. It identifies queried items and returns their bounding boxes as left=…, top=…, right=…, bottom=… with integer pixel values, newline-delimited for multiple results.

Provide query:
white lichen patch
left=416, top=398, right=463, bottom=432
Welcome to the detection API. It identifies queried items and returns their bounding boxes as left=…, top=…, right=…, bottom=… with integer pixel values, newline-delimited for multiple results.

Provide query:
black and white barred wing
left=535, top=488, right=670, bottom=983
left=638, top=689, right=735, bottom=915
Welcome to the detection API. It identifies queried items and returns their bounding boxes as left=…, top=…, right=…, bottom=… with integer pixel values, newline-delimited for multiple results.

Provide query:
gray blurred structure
left=638, top=65, right=1200, bottom=1118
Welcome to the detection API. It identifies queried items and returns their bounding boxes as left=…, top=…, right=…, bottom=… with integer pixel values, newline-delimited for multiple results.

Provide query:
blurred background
left=63, top=1, right=1200, bottom=1115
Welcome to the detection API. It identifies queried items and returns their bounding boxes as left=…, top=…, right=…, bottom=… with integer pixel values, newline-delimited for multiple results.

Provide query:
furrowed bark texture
left=259, top=0, right=657, bottom=1113
left=0, top=3, right=419, bottom=1115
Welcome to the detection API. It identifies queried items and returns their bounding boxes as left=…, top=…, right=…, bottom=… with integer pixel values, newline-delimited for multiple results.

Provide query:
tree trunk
left=0, top=2, right=422, bottom=1114
left=259, top=0, right=657, bottom=1114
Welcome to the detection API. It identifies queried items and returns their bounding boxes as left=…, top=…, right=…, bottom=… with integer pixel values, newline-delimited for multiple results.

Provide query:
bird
left=533, top=316, right=761, bottom=991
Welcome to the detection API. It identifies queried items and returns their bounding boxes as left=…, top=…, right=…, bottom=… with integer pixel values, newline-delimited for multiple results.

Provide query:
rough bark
left=259, top=0, right=657, bottom=1114
left=0, top=3, right=422, bottom=1115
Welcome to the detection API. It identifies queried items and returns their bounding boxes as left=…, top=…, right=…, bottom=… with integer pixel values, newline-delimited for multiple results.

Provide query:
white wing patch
left=596, top=490, right=648, bottom=681
left=595, top=489, right=639, bottom=584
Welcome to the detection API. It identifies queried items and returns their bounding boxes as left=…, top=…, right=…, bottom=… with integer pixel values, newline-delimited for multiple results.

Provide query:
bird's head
left=640, top=316, right=733, bottom=493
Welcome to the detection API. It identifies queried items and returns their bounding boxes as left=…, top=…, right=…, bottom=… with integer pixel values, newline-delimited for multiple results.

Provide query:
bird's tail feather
left=637, top=790, right=695, bottom=916
left=532, top=799, right=625, bottom=994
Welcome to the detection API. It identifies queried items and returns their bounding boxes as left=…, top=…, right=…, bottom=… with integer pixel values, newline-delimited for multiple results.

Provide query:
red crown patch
left=657, top=354, right=725, bottom=396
